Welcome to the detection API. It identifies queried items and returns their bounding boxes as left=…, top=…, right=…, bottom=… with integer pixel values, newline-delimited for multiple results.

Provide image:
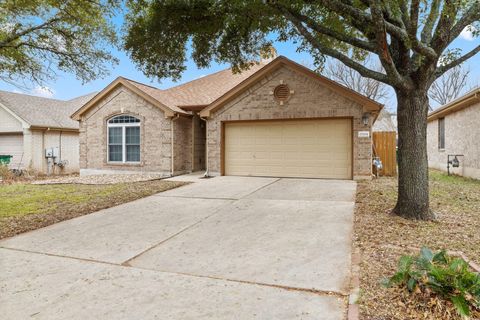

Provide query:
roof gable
left=199, top=56, right=383, bottom=118
left=71, top=78, right=183, bottom=120
left=0, top=90, right=95, bottom=130
left=0, top=103, right=27, bottom=130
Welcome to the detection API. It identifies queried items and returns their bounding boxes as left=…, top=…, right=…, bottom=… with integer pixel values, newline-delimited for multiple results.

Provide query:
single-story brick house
left=72, top=56, right=383, bottom=180
left=0, top=91, right=95, bottom=174
left=427, top=87, right=480, bottom=179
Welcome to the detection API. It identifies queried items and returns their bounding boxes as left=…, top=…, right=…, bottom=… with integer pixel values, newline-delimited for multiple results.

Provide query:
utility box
left=45, top=148, right=54, bottom=158
left=45, top=147, right=59, bottom=158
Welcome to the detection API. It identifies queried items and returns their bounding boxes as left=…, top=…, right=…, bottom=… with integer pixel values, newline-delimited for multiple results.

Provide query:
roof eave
left=29, top=126, right=79, bottom=132
left=179, top=104, right=209, bottom=112
left=428, top=90, right=480, bottom=121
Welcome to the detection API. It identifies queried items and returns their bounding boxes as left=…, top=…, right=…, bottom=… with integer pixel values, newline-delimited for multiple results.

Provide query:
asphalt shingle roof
left=0, top=91, right=97, bottom=130
left=123, top=62, right=268, bottom=112
left=72, top=56, right=382, bottom=120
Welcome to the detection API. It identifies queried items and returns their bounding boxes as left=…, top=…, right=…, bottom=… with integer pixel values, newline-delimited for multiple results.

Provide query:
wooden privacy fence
left=373, top=131, right=397, bottom=176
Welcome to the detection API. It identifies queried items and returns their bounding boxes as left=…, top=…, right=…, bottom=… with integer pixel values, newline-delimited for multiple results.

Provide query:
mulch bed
left=0, top=180, right=186, bottom=239
left=354, top=171, right=480, bottom=319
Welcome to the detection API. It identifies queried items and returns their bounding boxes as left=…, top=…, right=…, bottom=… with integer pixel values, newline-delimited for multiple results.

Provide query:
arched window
left=107, top=115, right=140, bottom=163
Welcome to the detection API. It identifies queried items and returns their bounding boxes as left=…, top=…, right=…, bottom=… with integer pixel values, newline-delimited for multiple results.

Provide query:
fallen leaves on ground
left=354, top=170, right=480, bottom=320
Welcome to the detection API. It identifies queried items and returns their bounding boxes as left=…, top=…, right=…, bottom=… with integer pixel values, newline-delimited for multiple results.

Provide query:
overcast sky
left=0, top=11, right=478, bottom=113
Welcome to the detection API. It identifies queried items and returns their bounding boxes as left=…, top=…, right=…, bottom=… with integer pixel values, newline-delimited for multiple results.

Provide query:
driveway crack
left=239, top=178, right=281, bottom=199
left=121, top=201, right=233, bottom=266
left=122, top=265, right=349, bottom=297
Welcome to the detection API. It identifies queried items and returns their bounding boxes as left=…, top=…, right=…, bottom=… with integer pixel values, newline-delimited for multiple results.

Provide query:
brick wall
left=206, top=65, right=373, bottom=179
left=79, top=86, right=173, bottom=175
left=427, top=102, right=480, bottom=179
left=173, top=116, right=193, bottom=175
left=192, top=114, right=206, bottom=172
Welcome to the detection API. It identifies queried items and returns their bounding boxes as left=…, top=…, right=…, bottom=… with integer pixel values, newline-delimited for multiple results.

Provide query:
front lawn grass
left=0, top=180, right=186, bottom=238
left=355, top=170, right=480, bottom=319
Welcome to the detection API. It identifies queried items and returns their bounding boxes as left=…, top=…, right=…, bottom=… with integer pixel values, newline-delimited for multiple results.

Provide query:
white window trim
left=107, top=121, right=141, bottom=164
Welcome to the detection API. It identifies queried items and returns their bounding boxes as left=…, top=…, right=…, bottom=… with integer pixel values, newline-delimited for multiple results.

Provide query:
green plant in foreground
left=384, top=247, right=480, bottom=318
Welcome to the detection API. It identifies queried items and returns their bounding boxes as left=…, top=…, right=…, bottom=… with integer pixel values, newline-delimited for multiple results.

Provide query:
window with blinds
left=107, top=115, right=141, bottom=163
left=438, top=117, right=445, bottom=150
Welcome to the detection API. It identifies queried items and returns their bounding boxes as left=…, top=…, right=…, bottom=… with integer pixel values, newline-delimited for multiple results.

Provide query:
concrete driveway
left=0, top=174, right=356, bottom=320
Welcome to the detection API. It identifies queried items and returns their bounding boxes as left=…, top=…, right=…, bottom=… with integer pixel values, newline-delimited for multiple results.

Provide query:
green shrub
left=384, top=247, right=480, bottom=318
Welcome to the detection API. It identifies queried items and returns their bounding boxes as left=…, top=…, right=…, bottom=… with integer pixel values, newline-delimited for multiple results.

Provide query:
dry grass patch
left=355, top=170, right=480, bottom=319
left=0, top=180, right=186, bottom=239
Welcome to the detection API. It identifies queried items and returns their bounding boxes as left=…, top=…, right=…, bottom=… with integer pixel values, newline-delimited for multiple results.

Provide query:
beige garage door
left=0, top=133, right=24, bottom=169
left=224, top=119, right=352, bottom=179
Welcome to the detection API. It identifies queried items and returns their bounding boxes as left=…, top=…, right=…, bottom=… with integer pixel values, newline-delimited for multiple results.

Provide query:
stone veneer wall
left=206, top=65, right=373, bottom=179
left=79, top=86, right=173, bottom=175
left=427, top=101, right=480, bottom=179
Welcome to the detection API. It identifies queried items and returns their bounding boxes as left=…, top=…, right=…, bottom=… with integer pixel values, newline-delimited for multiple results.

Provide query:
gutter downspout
left=199, top=116, right=209, bottom=177
left=170, top=114, right=180, bottom=176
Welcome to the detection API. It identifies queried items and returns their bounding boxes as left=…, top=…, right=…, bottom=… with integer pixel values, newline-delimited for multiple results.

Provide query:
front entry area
left=223, top=118, right=353, bottom=179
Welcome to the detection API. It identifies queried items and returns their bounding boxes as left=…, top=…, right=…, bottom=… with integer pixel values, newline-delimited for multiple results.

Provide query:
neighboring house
left=0, top=91, right=96, bottom=174
left=72, top=56, right=383, bottom=180
left=427, top=87, right=480, bottom=179
left=372, top=109, right=397, bottom=133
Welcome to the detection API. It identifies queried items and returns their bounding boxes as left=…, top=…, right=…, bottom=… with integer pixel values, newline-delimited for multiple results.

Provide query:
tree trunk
left=393, top=88, right=436, bottom=220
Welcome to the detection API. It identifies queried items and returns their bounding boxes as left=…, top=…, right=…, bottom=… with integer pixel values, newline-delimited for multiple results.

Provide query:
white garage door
left=224, top=119, right=352, bottom=179
left=0, top=134, right=24, bottom=169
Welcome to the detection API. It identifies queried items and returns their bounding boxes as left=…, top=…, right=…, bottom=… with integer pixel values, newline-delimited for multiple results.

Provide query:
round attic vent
left=273, top=84, right=290, bottom=102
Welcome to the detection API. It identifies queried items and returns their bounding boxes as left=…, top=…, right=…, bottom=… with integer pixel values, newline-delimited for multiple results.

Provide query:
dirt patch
left=0, top=180, right=187, bottom=239
left=354, top=170, right=480, bottom=319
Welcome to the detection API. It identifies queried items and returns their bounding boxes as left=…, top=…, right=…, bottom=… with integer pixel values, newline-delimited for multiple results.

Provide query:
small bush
left=384, top=247, right=480, bottom=318
left=0, top=165, right=15, bottom=182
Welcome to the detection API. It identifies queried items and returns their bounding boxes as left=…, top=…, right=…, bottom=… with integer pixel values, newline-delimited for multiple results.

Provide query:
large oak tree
left=124, top=0, right=480, bottom=220
left=0, top=0, right=120, bottom=87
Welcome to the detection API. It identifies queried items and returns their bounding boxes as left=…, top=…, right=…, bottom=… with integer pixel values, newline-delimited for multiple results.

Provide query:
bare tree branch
left=435, top=44, right=480, bottom=77
left=429, top=65, right=471, bottom=107
left=324, top=58, right=390, bottom=102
